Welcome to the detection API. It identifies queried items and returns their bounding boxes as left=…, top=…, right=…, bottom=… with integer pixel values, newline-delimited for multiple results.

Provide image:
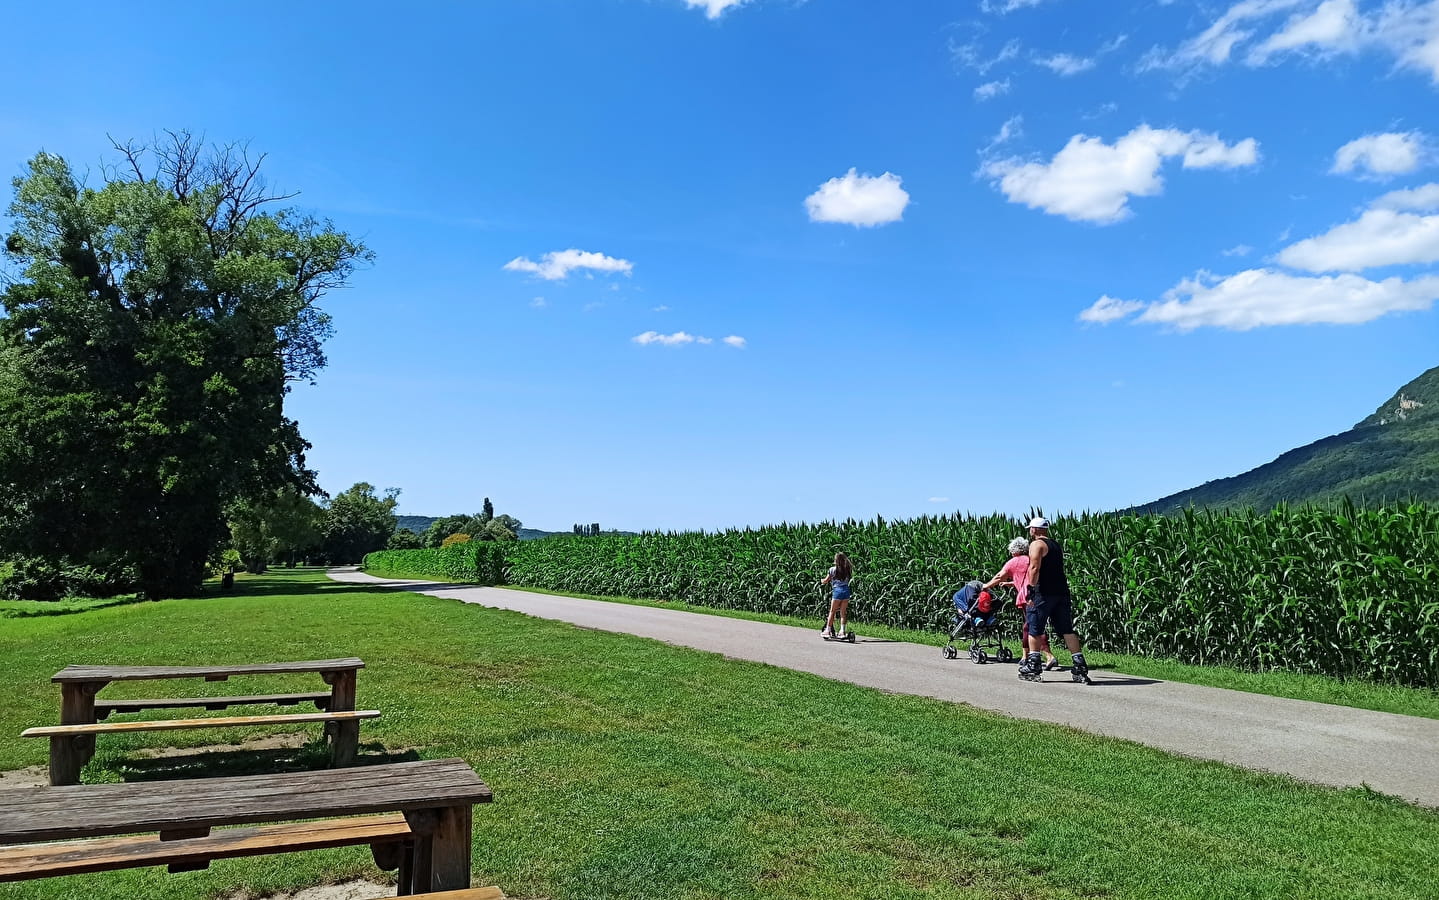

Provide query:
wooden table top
left=0, top=758, right=490, bottom=843
left=51, top=658, right=366, bottom=683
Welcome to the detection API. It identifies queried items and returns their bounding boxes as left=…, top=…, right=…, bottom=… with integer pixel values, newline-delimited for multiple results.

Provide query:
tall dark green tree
left=320, top=483, right=399, bottom=563
left=0, top=135, right=370, bottom=596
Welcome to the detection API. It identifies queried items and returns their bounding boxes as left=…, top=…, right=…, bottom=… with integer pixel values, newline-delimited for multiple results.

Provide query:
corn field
left=499, top=502, right=1439, bottom=687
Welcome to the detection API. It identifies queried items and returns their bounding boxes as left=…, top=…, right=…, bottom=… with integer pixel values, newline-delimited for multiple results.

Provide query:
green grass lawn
left=0, top=571, right=1434, bottom=900
left=485, top=582, right=1439, bottom=721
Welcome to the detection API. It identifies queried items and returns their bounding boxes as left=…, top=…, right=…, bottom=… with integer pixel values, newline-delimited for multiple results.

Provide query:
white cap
left=1028, top=517, right=1051, bottom=529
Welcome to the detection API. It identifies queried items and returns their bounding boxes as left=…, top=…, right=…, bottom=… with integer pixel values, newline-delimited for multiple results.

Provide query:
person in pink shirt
left=983, top=537, right=1056, bottom=669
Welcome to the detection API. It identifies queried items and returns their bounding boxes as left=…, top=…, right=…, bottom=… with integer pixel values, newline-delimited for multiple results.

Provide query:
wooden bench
left=37, top=659, right=368, bottom=784
left=95, top=691, right=333, bottom=718
left=0, top=814, right=413, bottom=879
left=0, top=757, right=492, bottom=894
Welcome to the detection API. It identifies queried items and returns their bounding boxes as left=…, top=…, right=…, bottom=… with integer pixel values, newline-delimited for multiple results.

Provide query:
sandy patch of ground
left=0, top=765, right=48, bottom=790
left=220, top=879, right=394, bottom=900
left=134, top=731, right=311, bottom=758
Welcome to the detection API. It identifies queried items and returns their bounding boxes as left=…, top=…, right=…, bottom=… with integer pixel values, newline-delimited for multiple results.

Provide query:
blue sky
left=2, top=0, right=1437, bottom=531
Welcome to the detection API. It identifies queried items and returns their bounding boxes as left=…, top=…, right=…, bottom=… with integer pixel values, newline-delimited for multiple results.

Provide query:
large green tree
left=0, top=135, right=369, bottom=597
left=321, top=483, right=399, bottom=563
left=227, top=487, right=325, bottom=573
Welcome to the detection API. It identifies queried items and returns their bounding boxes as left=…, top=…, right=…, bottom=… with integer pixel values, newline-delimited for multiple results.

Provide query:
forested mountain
left=1135, top=365, right=1439, bottom=512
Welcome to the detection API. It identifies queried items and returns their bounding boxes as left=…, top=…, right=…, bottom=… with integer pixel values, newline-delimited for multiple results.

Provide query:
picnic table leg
left=51, top=681, right=105, bottom=785
left=322, top=669, right=359, bottom=766
left=404, top=805, right=471, bottom=892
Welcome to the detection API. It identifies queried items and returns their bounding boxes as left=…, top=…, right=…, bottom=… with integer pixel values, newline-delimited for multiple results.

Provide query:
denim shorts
left=831, top=583, right=852, bottom=601
left=1025, top=591, right=1074, bottom=637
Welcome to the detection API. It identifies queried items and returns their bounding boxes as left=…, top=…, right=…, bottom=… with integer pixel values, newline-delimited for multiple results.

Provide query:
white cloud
left=684, top=0, right=751, bottom=19
left=653, top=304, right=670, bottom=312
left=1088, top=268, right=1439, bottom=330
left=979, top=125, right=1259, bottom=224
left=1331, top=132, right=1429, bottom=179
left=974, top=79, right=1012, bottom=100
left=1277, top=208, right=1439, bottom=271
left=1143, top=0, right=1439, bottom=85
left=504, top=249, right=634, bottom=281
left=980, top=0, right=1048, bottom=13
left=805, top=168, right=911, bottom=227
left=928, top=496, right=951, bottom=503
left=1374, top=182, right=1439, bottom=210
left=1371, top=0, right=1439, bottom=82
left=632, top=330, right=744, bottom=348
left=1037, top=53, right=1096, bottom=75
left=1249, top=0, right=1364, bottom=62
left=951, top=38, right=1022, bottom=75
left=633, top=331, right=698, bottom=346
left=1082, top=101, right=1120, bottom=119
left=983, top=115, right=1024, bottom=153
left=1141, top=0, right=1305, bottom=72
left=1034, top=33, right=1125, bottom=77
left=1079, top=295, right=1147, bottom=323
left=530, top=297, right=547, bottom=308
left=1222, top=243, right=1254, bottom=256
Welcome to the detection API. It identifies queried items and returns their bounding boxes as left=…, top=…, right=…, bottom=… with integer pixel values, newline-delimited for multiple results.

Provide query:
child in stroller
left=942, top=580, right=1015, bottom=664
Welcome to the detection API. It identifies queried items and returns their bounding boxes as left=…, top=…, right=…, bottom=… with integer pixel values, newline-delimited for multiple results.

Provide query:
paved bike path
left=330, top=568, right=1439, bottom=806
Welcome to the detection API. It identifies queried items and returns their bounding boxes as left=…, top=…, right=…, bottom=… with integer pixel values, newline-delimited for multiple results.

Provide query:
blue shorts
left=831, top=584, right=851, bottom=601
left=1025, top=591, right=1074, bottom=638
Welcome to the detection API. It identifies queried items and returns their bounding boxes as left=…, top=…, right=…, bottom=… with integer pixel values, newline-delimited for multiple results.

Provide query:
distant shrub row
left=362, top=542, right=506, bottom=585
left=500, top=502, right=1439, bottom=688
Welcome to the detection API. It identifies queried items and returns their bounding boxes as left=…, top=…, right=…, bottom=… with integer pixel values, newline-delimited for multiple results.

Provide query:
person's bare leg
left=838, top=599, right=849, bottom=634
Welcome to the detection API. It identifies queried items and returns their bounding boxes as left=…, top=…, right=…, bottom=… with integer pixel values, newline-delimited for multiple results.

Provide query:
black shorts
left=1025, top=591, right=1075, bottom=638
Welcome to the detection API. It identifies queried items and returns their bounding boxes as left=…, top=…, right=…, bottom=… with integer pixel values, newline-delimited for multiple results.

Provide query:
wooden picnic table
left=41, top=658, right=367, bottom=785
left=0, top=757, right=492, bottom=894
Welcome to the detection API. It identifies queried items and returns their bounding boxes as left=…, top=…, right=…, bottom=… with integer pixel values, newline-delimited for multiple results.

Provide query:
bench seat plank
left=95, top=692, right=332, bottom=718
left=0, top=814, right=412, bottom=882
left=53, top=658, right=365, bottom=683
left=0, top=758, right=492, bottom=843
left=22, top=710, right=379, bottom=738
left=412, top=890, right=507, bottom=899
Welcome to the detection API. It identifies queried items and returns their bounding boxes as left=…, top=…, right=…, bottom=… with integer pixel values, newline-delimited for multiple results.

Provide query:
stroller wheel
left=969, top=647, right=986, bottom=665
left=1000, top=648, right=1015, bottom=662
left=942, top=646, right=957, bottom=659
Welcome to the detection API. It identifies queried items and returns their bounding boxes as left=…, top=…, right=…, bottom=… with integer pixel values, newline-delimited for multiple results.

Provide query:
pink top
left=1000, top=556, right=1030, bottom=606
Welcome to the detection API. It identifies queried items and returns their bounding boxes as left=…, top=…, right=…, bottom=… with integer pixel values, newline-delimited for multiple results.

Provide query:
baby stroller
left=942, top=581, right=1015, bottom=664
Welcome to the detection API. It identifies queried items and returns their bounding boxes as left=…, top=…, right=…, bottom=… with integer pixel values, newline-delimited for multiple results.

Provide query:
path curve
left=329, top=568, right=1439, bottom=806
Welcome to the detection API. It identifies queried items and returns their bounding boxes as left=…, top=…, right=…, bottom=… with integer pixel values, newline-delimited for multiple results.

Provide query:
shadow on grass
left=100, top=740, right=422, bottom=783
left=0, top=595, right=152, bottom=619
left=208, top=575, right=415, bottom=600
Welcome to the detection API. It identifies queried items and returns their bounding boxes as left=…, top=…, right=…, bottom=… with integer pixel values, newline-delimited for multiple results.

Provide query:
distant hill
left=394, top=516, right=437, bottom=536
left=393, top=515, right=605, bottom=541
left=1135, top=365, right=1439, bottom=513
